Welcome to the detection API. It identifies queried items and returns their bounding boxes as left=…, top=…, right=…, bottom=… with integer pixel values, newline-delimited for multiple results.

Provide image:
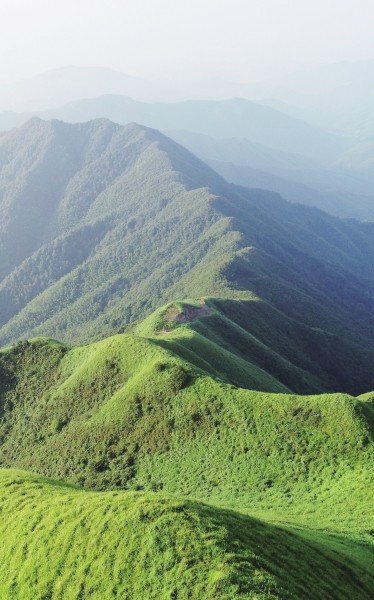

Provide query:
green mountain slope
left=141, top=299, right=374, bottom=394
left=1, top=118, right=374, bottom=394
left=1, top=469, right=372, bottom=600
left=0, top=322, right=373, bottom=598
left=0, top=329, right=372, bottom=524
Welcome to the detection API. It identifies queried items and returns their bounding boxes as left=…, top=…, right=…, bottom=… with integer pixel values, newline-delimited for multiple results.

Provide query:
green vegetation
left=0, top=317, right=372, bottom=598
left=0, top=119, right=374, bottom=395
left=0, top=306, right=372, bottom=597
left=0, top=118, right=373, bottom=597
left=0, top=321, right=372, bottom=523
left=1, top=469, right=372, bottom=600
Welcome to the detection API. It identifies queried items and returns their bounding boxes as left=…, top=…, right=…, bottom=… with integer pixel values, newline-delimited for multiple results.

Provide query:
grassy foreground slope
left=0, top=317, right=372, bottom=531
left=0, top=469, right=373, bottom=600
left=0, top=308, right=373, bottom=598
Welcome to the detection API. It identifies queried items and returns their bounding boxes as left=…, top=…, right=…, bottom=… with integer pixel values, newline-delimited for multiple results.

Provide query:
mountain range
left=3, top=61, right=374, bottom=135
left=0, top=116, right=373, bottom=598
left=0, top=95, right=348, bottom=161
left=2, top=93, right=374, bottom=222
left=0, top=66, right=183, bottom=112
left=169, top=130, right=374, bottom=221
left=0, top=118, right=374, bottom=396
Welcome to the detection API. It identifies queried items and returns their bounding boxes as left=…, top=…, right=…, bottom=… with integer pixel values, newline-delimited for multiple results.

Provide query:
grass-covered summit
left=0, top=118, right=374, bottom=394
left=0, top=315, right=373, bottom=598
left=0, top=316, right=372, bottom=525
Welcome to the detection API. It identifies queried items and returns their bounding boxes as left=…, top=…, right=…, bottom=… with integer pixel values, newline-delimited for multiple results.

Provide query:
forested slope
left=1, top=118, right=374, bottom=394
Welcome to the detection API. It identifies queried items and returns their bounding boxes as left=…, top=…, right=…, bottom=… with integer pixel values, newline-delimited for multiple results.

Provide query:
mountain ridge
left=0, top=96, right=349, bottom=162
left=0, top=116, right=373, bottom=598
left=1, top=118, right=374, bottom=395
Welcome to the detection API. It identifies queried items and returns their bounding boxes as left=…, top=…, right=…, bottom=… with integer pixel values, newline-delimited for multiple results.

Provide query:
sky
left=1, top=0, right=374, bottom=84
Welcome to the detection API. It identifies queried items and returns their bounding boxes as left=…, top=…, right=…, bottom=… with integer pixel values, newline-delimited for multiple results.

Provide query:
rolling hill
left=0, top=313, right=372, bottom=502
left=2, top=468, right=373, bottom=600
left=0, top=313, right=373, bottom=597
left=0, top=118, right=374, bottom=394
left=0, top=469, right=372, bottom=600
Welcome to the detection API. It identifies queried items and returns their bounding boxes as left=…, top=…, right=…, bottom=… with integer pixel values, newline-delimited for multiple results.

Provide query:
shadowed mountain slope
left=168, top=130, right=374, bottom=221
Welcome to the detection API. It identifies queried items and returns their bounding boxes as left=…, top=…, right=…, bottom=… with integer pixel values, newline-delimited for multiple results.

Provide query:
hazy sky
left=1, top=0, right=374, bottom=84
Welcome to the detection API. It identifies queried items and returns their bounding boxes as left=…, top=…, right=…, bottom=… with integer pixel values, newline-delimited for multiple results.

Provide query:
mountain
left=333, top=137, right=374, bottom=179
left=3, top=99, right=372, bottom=221
left=206, top=159, right=374, bottom=221
left=0, top=321, right=373, bottom=597
left=0, top=117, right=373, bottom=598
left=0, top=118, right=374, bottom=395
left=0, top=66, right=181, bottom=112
left=3, top=61, right=374, bottom=141
left=241, top=60, right=374, bottom=136
left=175, top=61, right=374, bottom=142
left=336, top=104, right=374, bottom=140
left=168, top=130, right=374, bottom=220
left=0, top=96, right=349, bottom=163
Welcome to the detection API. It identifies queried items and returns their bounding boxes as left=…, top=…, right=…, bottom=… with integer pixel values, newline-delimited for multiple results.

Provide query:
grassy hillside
left=0, top=304, right=373, bottom=597
left=1, top=469, right=372, bottom=600
left=0, top=319, right=373, bottom=598
left=0, top=325, right=372, bottom=526
left=143, top=299, right=374, bottom=394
